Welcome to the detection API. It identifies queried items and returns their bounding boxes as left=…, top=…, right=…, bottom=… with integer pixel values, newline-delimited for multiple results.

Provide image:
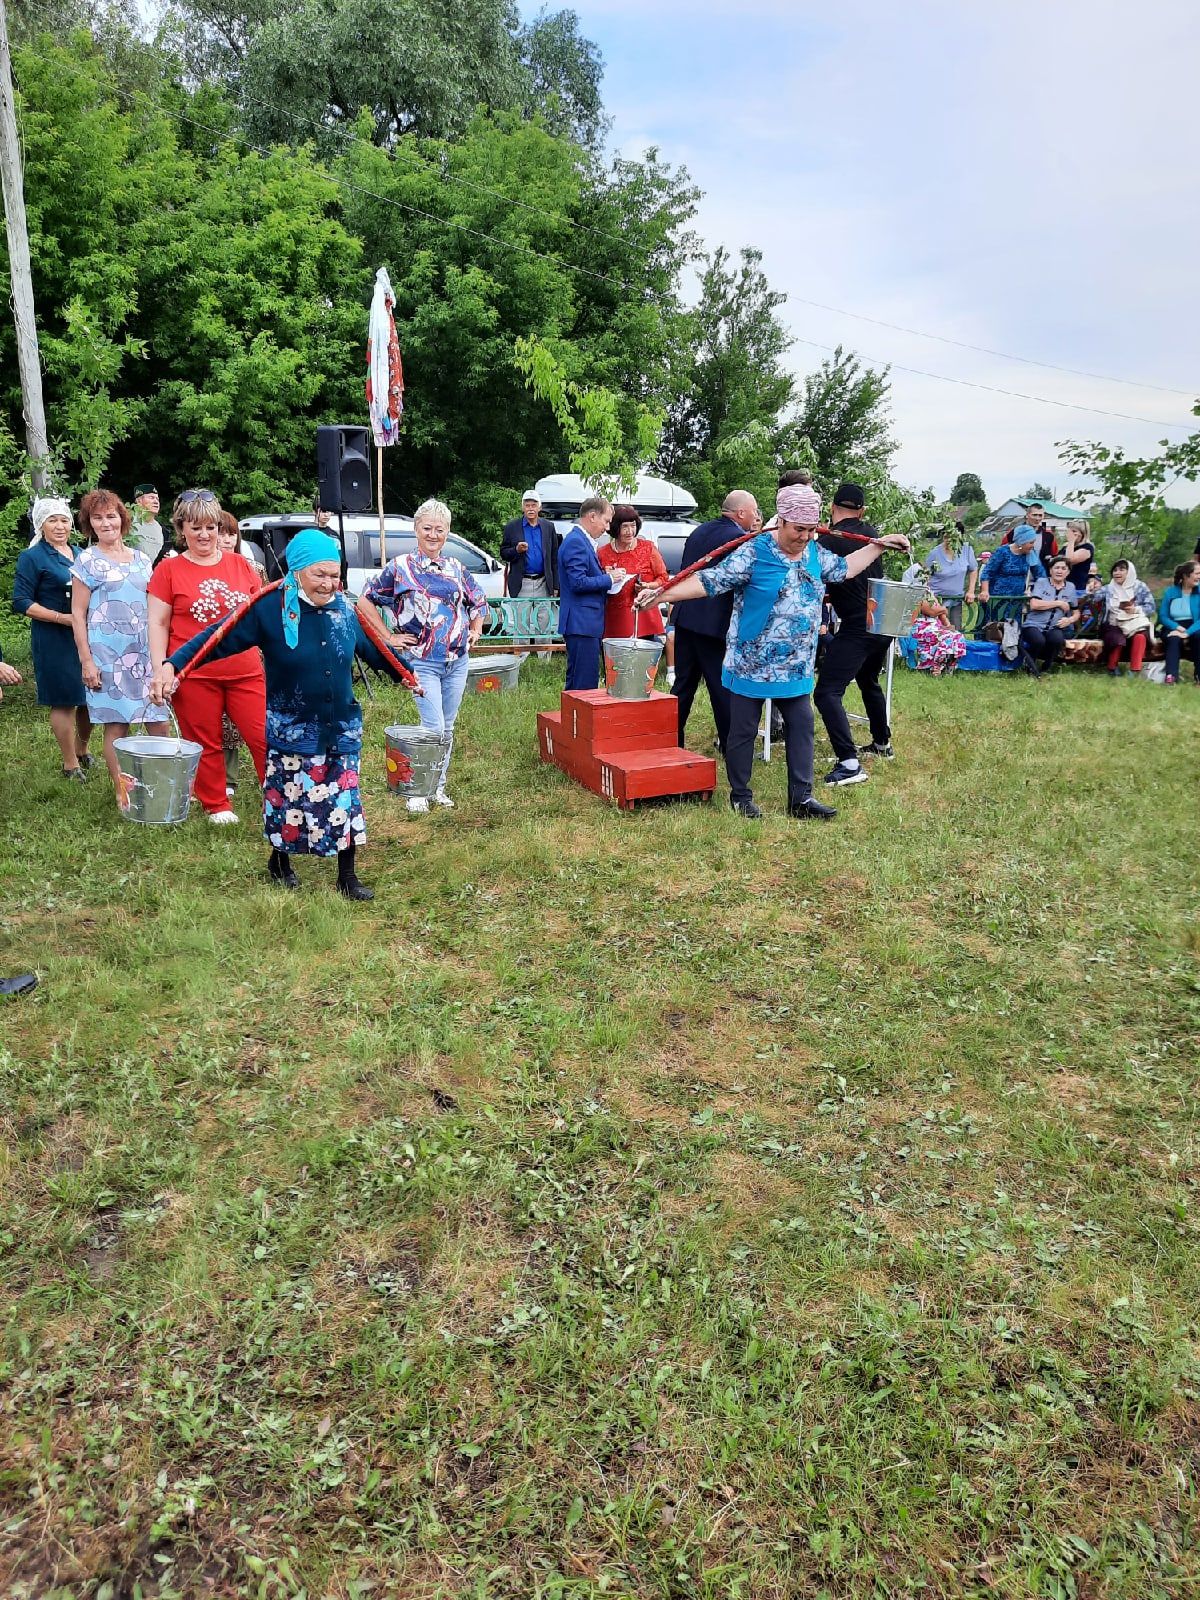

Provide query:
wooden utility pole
left=0, top=0, right=50, bottom=492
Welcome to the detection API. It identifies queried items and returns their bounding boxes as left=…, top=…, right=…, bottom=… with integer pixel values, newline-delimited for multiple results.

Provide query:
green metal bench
left=471, top=596, right=564, bottom=653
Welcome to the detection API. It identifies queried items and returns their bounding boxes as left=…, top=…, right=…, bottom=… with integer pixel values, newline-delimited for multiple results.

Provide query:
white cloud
left=575, top=0, right=1200, bottom=504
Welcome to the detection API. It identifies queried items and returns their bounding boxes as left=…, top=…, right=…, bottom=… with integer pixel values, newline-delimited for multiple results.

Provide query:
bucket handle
left=129, top=701, right=185, bottom=752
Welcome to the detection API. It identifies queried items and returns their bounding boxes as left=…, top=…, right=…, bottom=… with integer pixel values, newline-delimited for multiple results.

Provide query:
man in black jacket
left=500, top=490, right=560, bottom=598
left=813, top=481, right=893, bottom=787
left=671, top=489, right=758, bottom=753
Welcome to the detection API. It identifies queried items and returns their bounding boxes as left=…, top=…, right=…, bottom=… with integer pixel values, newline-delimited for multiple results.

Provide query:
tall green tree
left=949, top=471, right=986, bottom=507
left=660, top=246, right=794, bottom=514
left=794, top=345, right=896, bottom=488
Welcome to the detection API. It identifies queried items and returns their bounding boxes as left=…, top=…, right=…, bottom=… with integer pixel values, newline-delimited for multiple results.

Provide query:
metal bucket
left=466, top=653, right=522, bottom=693
left=602, top=637, right=663, bottom=699
left=113, top=705, right=203, bottom=825
left=865, top=578, right=926, bottom=639
left=384, top=725, right=451, bottom=800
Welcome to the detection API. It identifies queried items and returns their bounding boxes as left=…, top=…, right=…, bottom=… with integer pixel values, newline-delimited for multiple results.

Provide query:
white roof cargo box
left=534, top=472, right=698, bottom=522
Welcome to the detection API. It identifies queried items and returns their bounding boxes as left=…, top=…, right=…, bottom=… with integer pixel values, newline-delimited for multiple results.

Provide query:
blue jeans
left=413, top=652, right=470, bottom=788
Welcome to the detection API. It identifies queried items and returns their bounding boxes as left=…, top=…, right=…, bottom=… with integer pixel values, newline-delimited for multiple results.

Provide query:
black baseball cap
left=832, top=481, right=865, bottom=510
left=133, top=483, right=157, bottom=497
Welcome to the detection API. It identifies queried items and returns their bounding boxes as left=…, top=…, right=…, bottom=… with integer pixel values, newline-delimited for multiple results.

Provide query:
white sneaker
left=209, top=808, right=239, bottom=825
left=406, top=796, right=429, bottom=814
left=433, top=789, right=455, bottom=809
left=225, top=784, right=236, bottom=797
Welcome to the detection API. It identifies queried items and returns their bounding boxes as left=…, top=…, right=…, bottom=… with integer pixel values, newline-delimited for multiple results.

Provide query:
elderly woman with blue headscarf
left=153, top=530, right=410, bottom=901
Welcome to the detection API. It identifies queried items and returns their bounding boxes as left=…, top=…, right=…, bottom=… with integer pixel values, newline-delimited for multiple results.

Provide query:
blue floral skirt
left=262, top=748, right=366, bottom=856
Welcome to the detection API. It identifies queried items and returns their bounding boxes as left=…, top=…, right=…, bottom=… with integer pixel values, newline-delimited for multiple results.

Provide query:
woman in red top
left=597, top=505, right=669, bottom=639
left=148, top=490, right=267, bottom=823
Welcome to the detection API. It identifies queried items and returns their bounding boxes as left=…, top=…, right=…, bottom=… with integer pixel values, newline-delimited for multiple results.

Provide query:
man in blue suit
left=558, top=495, right=624, bottom=690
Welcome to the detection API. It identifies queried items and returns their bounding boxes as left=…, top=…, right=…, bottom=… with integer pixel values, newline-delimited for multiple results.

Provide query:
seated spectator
left=1018, top=556, right=1080, bottom=675
left=1158, top=560, right=1200, bottom=684
left=923, top=523, right=977, bottom=629
left=1100, top=559, right=1156, bottom=675
left=910, top=596, right=967, bottom=675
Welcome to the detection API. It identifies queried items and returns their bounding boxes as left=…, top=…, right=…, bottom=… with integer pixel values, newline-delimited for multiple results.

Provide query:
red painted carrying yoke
left=172, top=579, right=421, bottom=693
left=649, top=523, right=880, bottom=603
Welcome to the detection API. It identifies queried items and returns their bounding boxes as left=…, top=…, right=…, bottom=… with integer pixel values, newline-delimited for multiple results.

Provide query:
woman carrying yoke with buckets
left=634, top=484, right=910, bottom=821
left=152, top=530, right=417, bottom=901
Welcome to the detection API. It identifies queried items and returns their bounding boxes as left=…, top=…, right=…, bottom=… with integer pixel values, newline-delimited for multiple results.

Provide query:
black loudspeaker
left=317, top=425, right=372, bottom=513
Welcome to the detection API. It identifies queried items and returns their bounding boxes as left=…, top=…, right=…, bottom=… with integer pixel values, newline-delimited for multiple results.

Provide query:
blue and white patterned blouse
left=698, top=534, right=848, bottom=698
left=362, top=553, right=488, bottom=664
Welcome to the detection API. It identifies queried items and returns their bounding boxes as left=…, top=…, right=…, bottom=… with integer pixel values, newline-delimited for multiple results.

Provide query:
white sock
left=842, top=757, right=860, bottom=771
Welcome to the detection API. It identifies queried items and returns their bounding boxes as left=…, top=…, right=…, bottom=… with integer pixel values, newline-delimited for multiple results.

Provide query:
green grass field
left=2, top=654, right=1198, bottom=1600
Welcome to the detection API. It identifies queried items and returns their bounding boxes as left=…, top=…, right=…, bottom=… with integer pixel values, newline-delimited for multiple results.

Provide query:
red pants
left=174, top=672, right=267, bottom=813
left=1103, top=626, right=1148, bottom=671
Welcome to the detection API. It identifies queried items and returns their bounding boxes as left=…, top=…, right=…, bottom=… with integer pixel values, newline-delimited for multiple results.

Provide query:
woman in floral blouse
left=358, top=498, right=489, bottom=812
left=637, top=485, right=909, bottom=821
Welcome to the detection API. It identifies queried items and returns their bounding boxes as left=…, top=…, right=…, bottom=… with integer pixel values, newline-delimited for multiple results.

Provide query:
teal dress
left=12, top=540, right=85, bottom=707
left=69, top=545, right=166, bottom=725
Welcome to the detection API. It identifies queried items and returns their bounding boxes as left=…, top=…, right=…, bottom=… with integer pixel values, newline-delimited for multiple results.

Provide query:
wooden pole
left=377, top=444, right=386, bottom=564
left=0, top=0, right=50, bottom=493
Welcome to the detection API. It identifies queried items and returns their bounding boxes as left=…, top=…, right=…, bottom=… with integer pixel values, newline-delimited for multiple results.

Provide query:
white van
left=238, top=512, right=506, bottom=599
left=534, top=472, right=698, bottom=574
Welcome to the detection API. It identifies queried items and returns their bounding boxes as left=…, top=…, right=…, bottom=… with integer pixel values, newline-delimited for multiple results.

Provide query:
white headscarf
left=30, top=497, right=73, bottom=544
left=1106, top=559, right=1139, bottom=606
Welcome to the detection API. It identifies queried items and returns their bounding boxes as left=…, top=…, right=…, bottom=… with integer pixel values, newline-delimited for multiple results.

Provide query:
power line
left=110, top=87, right=1200, bottom=435
left=110, top=85, right=1196, bottom=409
left=790, top=336, right=1196, bottom=431
left=785, top=295, right=1196, bottom=399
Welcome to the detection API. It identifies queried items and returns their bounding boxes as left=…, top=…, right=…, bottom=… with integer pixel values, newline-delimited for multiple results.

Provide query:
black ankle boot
left=336, top=845, right=374, bottom=901
left=267, top=848, right=299, bottom=890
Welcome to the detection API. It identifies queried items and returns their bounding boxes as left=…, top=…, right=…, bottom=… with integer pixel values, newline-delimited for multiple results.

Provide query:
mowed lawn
left=2, top=653, right=1198, bottom=1600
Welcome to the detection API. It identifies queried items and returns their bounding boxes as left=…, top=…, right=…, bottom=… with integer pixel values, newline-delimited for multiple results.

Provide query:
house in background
left=976, top=495, right=1089, bottom=541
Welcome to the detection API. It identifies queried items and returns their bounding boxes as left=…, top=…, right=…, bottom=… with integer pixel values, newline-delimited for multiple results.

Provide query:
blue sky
left=547, top=0, right=1199, bottom=505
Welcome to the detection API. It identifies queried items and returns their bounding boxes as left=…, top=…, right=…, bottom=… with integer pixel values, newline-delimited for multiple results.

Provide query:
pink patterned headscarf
left=776, top=485, right=823, bottom=526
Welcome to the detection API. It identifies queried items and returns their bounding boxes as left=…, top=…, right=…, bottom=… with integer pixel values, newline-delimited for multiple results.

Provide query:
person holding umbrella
left=153, top=529, right=412, bottom=901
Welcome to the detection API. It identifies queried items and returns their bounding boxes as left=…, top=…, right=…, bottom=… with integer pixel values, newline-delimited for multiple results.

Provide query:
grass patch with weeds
left=2, top=656, right=1198, bottom=1598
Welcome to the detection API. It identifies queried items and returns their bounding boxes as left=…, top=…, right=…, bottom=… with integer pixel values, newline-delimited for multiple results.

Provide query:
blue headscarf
left=282, top=529, right=341, bottom=648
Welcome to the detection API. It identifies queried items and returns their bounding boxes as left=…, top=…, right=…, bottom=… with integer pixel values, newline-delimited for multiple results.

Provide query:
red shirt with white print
left=148, top=551, right=265, bottom=680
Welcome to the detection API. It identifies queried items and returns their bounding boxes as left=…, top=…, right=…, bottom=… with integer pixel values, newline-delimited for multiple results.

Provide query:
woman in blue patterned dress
left=637, top=484, right=910, bottom=820
left=12, top=497, right=92, bottom=780
left=358, top=498, right=489, bottom=812
left=70, top=489, right=167, bottom=793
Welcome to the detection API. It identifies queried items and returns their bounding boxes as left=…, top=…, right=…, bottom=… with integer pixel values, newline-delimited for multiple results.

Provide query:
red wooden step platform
left=537, top=689, right=717, bottom=809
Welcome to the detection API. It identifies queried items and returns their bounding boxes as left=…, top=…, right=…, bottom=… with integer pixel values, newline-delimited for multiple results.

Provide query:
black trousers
left=813, top=629, right=891, bottom=761
left=1164, top=633, right=1200, bottom=679
left=1019, top=623, right=1068, bottom=670
left=564, top=633, right=600, bottom=692
left=673, top=625, right=730, bottom=751
left=726, top=692, right=814, bottom=808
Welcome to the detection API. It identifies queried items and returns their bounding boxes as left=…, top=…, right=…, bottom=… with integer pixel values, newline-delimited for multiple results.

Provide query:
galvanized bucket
left=113, top=705, right=202, bottom=825
left=602, top=637, right=663, bottom=699
left=466, top=653, right=522, bottom=693
left=865, top=578, right=926, bottom=639
left=384, top=725, right=451, bottom=801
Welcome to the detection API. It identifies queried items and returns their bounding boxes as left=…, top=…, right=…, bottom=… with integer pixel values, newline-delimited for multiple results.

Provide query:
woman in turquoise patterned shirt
left=637, top=485, right=909, bottom=821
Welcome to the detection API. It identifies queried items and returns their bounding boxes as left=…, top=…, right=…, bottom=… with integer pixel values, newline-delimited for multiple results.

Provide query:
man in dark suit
left=671, top=489, right=759, bottom=752
left=558, top=496, right=621, bottom=690
left=500, top=490, right=560, bottom=598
